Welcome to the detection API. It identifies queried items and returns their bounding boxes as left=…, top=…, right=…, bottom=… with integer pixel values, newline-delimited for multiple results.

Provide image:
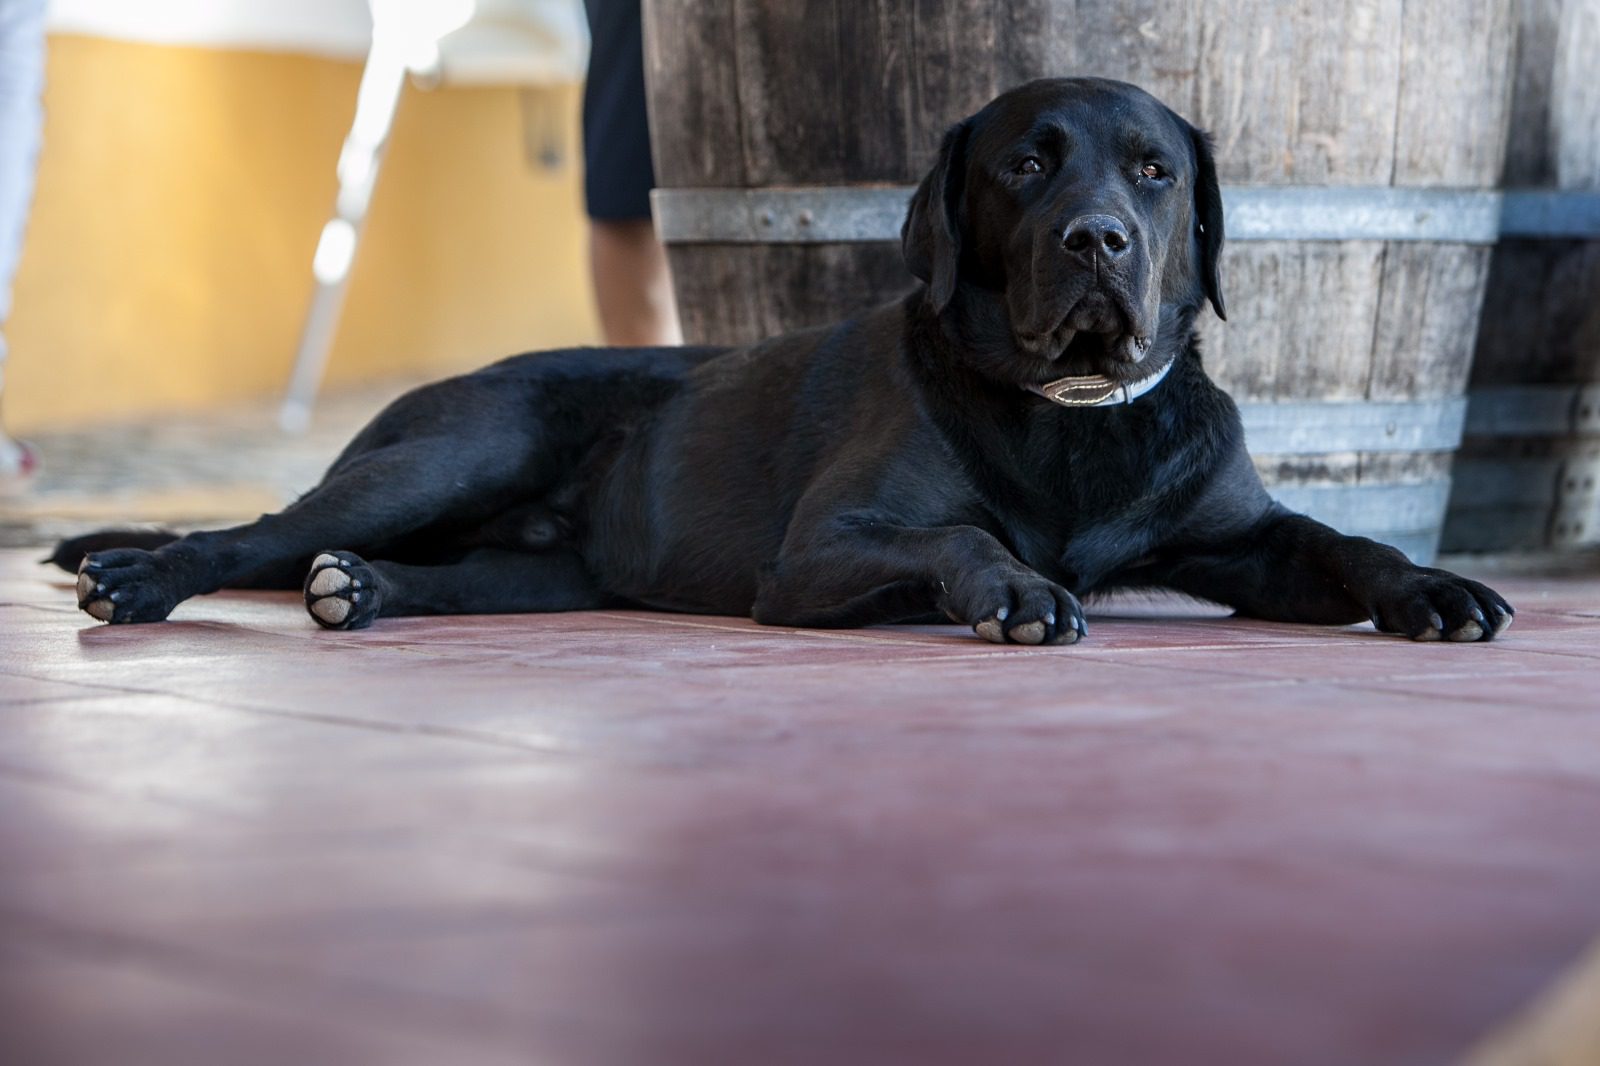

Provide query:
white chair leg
left=279, top=30, right=408, bottom=433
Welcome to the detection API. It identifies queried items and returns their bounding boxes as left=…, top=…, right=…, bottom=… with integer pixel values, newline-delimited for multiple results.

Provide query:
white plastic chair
left=279, top=0, right=587, bottom=432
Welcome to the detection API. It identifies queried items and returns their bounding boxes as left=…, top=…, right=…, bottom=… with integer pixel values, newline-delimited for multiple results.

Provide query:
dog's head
left=902, top=78, right=1225, bottom=385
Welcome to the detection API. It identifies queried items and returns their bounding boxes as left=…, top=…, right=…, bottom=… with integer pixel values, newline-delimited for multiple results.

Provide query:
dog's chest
left=977, top=411, right=1177, bottom=586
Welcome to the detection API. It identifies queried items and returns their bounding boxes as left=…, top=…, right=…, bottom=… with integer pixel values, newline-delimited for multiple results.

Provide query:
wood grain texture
left=642, top=0, right=746, bottom=187
left=1447, top=0, right=1600, bottom=551
left=1368, top=244, right=1493, bottom=400
left=666, top=243, right=915, bottom=346
left=647, top=1, right=1516, bottom=554
left=1552, top=0, right=1600, bottom=188
left=837, top=0, right=918, bottom=179
left=1199, top=242, right=1385, bottom=403
left=1068, top=1, right=1200, bottom=117
left=1254, top=450, right=1453, bottom=488
left=1393, top=0, right=1516, bottom=186
left=732, top=0, right=847, bottom=184
left=1199, top=0, right=1406, bottom=185
left=907, top=0, right=1001, bottom=173
left=662, top=245, right=768, bottom=346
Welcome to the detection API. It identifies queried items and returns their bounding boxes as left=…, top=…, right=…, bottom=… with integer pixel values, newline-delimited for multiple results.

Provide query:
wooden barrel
left=1443, top=0, right=1600, bottom=553
left=642, top=1, right=1517, bottom=562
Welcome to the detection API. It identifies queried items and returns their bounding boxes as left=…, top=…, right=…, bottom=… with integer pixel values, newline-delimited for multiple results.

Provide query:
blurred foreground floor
left=0, top=384, right=412, bottom=548
left=2, top=544, right=1599, bottom=1064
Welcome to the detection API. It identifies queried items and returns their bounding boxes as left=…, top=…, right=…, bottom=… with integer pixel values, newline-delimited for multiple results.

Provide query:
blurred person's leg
left=589, top=217, right=679, bottom=347
left=583, top=0, right=681, bottom=347
left=0, top=0, right=47, bottom=479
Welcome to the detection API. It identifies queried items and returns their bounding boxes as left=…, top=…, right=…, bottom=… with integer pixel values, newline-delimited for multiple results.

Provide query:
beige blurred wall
left=5, top=34, right=600, bottom=433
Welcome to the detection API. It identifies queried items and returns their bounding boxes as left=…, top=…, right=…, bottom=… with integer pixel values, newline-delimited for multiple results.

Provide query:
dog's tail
left=45, top=528, right=181, bottom=572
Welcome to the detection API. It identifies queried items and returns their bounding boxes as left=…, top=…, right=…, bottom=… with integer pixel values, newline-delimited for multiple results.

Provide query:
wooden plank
left=1254, top=451, right=1366, bottom=487
left=1195, top=0, right=1402, bottom=185
left=664, top=245, right=769, bottom=346
left=1357, top=450, right=1457, bottom=486
left=1552, top=0, right=1600, bottom=189
left=731, top=0, right=846, bottom=185
left=1067, top=0, right=1201, bottom=118
left=641, top=0, right=746, bottom=187
left=908, top=0, right=999, bottom=162
left=991, top=0, right=1073, bottom=102
left=751, top=243, right=917, bottom=338
left=1198, top=241, right=1385, bottom=402
left=1393, top=0, right=1517, bottom=186
left=667, top=243, right=914, bottom=346
left=1368, top=243, right=1492, bottom=400
left=1503, top=0, right=1564, bottom=186
left=836, top=0, right=917, bottom=181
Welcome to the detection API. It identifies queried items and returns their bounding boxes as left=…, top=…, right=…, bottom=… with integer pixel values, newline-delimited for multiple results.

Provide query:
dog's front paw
left=945, top=570, right=1086, bottom=646
left=76, top=549, right=182, bottom=624
left=304, top=551, right=384, bottom=630
left=1369, top=569, right=1513, bottom=643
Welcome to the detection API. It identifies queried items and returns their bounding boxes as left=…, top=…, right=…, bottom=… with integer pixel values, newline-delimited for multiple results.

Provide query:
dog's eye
left=1140, top=161, right=1170, bottom=181
left=1013, top=157, right=1044, bottom=176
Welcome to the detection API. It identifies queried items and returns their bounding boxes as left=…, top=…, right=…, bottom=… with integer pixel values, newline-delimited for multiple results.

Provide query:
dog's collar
left=1023, top=357, right=1174, bottom=407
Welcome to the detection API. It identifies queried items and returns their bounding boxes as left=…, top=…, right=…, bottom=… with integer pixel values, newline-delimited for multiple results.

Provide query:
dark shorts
left=582, top=0, right=656, bottom=222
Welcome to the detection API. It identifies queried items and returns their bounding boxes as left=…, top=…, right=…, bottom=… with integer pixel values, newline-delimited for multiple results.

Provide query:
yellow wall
left=4, top=34, right=600, bottom=433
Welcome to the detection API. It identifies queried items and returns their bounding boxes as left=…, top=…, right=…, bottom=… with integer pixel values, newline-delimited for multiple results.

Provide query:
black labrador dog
left=59, top=77, right=1513, bottom=645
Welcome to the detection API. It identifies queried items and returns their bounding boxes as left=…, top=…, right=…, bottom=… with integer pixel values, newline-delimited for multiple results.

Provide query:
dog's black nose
left=1063, top=214, right=1132, bottom=261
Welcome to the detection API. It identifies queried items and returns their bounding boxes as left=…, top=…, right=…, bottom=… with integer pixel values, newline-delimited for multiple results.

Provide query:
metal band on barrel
left=652, top=187, right=1600, bottom=245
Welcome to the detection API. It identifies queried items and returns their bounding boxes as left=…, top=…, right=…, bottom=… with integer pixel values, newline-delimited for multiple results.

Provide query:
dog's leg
left=1153, top=511, right=1514, bottom=642
left=753, top=520, right=1087, bottom=645
left=75, top=439, right=531, bottom=624
left=302, top=547, right=609, bottom=630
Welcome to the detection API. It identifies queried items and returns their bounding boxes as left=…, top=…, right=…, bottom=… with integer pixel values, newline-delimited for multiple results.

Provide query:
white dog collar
left=1024, top=357, right=1175, bottom=407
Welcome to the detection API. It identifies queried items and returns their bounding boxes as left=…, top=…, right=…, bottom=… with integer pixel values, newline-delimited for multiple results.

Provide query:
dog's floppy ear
left=901, top=119, right=971, bottom=313
left=1190, top=125, right=1226, bottom=321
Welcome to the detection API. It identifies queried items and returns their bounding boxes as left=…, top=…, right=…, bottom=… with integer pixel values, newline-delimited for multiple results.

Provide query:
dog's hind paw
left=304, top=551, right=383, bottom=630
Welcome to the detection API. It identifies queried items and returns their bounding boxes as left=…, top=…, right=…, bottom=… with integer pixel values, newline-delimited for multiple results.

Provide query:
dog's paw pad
left=1010, top=620, right=1047, bottom=645
left=310, top=596, right=351, bottom=624
left=974, top=617, right=1006, bottom=644
left=303, top=550, right=380, bottom=630
left=75, top=569, right=102, bottom=600
left=308, top=567, right=352, bottom=597
left=74, top=549, right=178, bottom=624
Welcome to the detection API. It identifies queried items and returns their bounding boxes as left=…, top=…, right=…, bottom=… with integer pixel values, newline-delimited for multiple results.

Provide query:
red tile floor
left=2, top=547, right=1599, bottom=1065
